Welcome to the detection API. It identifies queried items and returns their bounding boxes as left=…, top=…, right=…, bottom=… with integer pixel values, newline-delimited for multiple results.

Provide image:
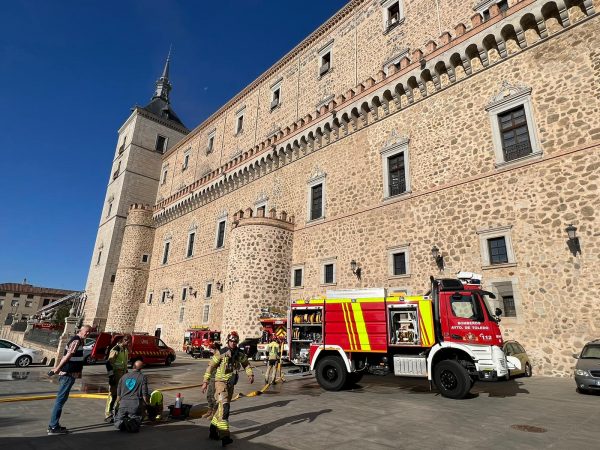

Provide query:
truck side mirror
left=495, top=308, right=503, bottom=316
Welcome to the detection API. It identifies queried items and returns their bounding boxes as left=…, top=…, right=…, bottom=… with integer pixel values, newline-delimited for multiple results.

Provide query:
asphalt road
left=0, top=355, right=598, bottom=449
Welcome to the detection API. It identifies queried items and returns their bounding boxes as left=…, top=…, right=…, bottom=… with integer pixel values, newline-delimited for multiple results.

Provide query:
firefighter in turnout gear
left=264, top=337, right=280, bottom=384
left=202, top=331, right=254, bottom=447
left=105, top=334, right=131, bottom=422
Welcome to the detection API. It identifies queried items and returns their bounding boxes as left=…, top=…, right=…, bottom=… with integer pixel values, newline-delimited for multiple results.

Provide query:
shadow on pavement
left=231, top=399, right=295, bottom=415
left=235, top=409, right=333, bottom=441
left=0, top=424, right=285, bottom=449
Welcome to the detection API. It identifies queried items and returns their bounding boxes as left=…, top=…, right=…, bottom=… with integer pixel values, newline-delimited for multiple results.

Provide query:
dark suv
left=573, top=339, right=600, bottom=394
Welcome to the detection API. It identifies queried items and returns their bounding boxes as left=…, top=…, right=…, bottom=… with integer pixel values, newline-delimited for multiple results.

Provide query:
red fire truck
left=183, top=327, right=221, bottom=358
left=256, top=317, right=288, bottom=361
left=288, top=275, right=510, bottom=399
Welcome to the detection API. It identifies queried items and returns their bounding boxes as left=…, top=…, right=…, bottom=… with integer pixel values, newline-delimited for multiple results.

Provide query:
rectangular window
left=162, top=242, right=170, bottom=264
left=25, top=301, right=33, bottom=308
left=207, top=134, right=215, bottom=154
left=27, top=294, right=34, bottom=299
left=162, top=169, right=168, bottom=185
left=187, top=232, right=195, bottom=257
left=156, top=135, right=167, bottom=152
left=216, top=220, right=226, bottom=248
left=324, top=263, right=334, bottom=284
left=203, top=304, right=210, bottom=323
left=110, top=274, right=116, bottom=283
left=182, top=287, right=187, bottom=302
left=182, top=153, right=190, bottom=170
left=14, top=293, right=21, bottom=298
left=179, top=307, right=185, bottom=323
left=293, top=268, right=303, bottom=287
left=271, top=87, right=281, bottom=110
left=393, top=252, right=407, bottom=276
left=161, top=291, right=167, bottom=304
left=43, top=299, right=51, bottom=306
left=141, top=254, right=149, bottom=263
left=501, top=295, right=516, bottom=317
left=205, top=283, right=212, bottom=299
left=320, top=51, right=331, bottom=76
left=106, top=202, right=113, bottom=217
left=386, top=2, right=401, bottom=29
left=498, top=106, right=532, bottom=162
left=148, top=293, right=153, bottom=305
left=96, top=251, right=102, bottom=265
left=488, top=237, right=509, bottom=265
left=310, top=184, right=323, bottom=220
left=236, top=114, right=244, bottom=134
left=388, top=152, right=406, bottom=196
left=11, top=300, right=19, bottom=307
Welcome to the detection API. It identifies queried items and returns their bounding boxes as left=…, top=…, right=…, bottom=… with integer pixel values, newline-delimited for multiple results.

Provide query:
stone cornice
left=134, top=107, right=190, bottom=135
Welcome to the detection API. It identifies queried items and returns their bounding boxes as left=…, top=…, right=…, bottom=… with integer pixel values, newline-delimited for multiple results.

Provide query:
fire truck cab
left=289, top=275, right=508, bottom=399
left=183, top=327, right=221, bottom=358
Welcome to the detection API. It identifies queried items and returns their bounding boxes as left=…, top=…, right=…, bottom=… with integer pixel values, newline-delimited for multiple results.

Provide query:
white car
left=0, top=339, right=45, bottom=367
left=82, top=338, right=97, bottom=364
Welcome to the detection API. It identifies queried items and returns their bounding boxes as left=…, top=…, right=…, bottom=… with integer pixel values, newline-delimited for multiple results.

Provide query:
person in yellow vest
left=105, top=334, right=131, bottom=422
left=264, top=336, right=280, bottom=384
left=201, top=331, right=253, bottom=447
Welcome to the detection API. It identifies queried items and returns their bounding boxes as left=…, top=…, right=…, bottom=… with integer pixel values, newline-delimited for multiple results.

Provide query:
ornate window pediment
left=383, top=130, right=409, bottom=151
left=486, top=81, right=532, bottom=110
left=307, top=165, right=327, bottom=184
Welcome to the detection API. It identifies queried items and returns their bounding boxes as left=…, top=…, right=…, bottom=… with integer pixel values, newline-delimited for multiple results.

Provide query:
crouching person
left=114, top=360, right=149, bottom=433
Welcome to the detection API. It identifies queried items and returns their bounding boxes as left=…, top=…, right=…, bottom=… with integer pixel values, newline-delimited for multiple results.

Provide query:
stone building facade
left=0, top=282, right=75, bottom=325
left=92, top=0, right=599, bottom=376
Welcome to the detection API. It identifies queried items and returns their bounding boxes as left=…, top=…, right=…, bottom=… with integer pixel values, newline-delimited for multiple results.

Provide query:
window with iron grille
left=388, top=152, right=406, bottom=196
left=293, top=268, right=303, bottom=287
left=320, top=52, right=331, bottom=76
left=386, top=2, right=400, bottom=29
left=498, top=106, right=532, bottom=162
left=488, top=237, right=509, bottom=265
left=187, top=232, right=195, bottom=257
left=216, top=220, right=226, bottom=248
left=310, top=184, right=323, bottom=220
left=324, top=263, right=334, bottom=284
left=501, top=295, right=516, bottom=317
left=393, top=252, right=407, bottom=276
left=162, top=242, right=170, bottom=264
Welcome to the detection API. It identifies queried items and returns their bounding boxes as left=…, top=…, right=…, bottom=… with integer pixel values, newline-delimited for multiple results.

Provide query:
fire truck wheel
left=347, top=372, right=364, bottom=386
left=433, top=360, right=471, bottom=399
left=315, top=356, right=348, bottom=391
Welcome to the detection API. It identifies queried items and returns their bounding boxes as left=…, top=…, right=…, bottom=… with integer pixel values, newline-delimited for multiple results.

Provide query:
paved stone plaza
left=0, top=357, right=597, bottom=449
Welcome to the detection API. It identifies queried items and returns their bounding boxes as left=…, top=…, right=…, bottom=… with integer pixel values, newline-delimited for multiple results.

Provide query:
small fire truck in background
left=288, top=273, right=513, bottom=399
left=183, top=327, right=221, bottom=358
left=256, top=316, right=288, bottom=361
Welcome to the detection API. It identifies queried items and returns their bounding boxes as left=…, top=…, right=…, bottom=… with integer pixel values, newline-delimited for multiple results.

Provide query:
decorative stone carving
left=383, top=130, right=409, bottom=150
left=487, top=81, right=532, bottom=109
left=307, top=165, right=327, bottom=183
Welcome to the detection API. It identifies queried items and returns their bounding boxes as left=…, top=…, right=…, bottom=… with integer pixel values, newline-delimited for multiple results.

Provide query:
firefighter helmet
left=227, top=331, right=240, bottom=343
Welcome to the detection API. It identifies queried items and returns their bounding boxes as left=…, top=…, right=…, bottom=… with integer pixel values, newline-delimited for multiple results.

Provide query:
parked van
left=91, top=332, right=176, bottom=366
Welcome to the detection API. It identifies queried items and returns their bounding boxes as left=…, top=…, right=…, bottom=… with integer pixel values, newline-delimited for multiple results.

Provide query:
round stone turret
left=105, top=204, right=155, bottom=332
left=222, top=209, right=294, bottom=338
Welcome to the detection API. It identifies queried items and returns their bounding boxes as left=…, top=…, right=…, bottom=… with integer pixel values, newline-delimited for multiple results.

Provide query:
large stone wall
left=116, top=1, right=600, bottom=376
left=222, top=212, right=294, bottom=337
left=105, top=204, right=155, bottom=332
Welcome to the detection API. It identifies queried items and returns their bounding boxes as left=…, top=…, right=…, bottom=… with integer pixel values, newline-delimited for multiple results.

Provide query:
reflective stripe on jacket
left=203, top=347, right=253, bottom=382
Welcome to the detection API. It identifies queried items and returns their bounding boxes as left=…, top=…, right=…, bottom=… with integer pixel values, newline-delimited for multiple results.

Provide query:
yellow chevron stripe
left=351, top=303, right=371, bottom=351
left=341, top=303, right=355, bottom=350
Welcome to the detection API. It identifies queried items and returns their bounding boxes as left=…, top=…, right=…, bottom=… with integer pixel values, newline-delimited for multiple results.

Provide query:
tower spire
left=153, top=46, right=172, bottom=102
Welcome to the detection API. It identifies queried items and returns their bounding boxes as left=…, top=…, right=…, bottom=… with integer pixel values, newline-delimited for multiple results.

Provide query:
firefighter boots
left=209, top=424, right=219, bottom=440
left=222, top=436, right=233, bottom=447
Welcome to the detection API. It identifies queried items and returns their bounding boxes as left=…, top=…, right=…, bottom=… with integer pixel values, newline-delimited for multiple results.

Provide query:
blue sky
left=0, top=0, right=347, bottom=290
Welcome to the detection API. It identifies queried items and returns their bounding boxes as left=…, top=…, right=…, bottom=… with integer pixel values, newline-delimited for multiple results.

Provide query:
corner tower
left=83, top=53, right=189, bottom=330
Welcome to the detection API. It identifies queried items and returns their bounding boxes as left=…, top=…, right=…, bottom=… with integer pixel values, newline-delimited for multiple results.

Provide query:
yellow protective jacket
left=108, top=344, right=129, bottom=373
left=203, top=347, right=253, bottom=383
left=267, top=341, right=280, bottom=361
